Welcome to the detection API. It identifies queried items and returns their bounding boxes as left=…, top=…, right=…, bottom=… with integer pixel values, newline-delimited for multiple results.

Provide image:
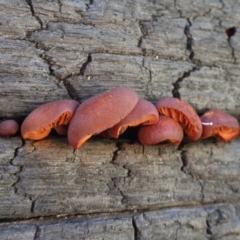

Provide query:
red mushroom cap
left=54, top=125, right=68, bottom=136
left=68, top=87, right=139, bottom=149
left=0, top=120, right=19, bottom=137
left=138, top=115, right=184, bottom=145
left=155, top=97, right=202, bottom=141
left=108, top=99, right=159, bottom=138
left=21, top=99, right=79, bottom=140
left=200, top=109, right=239, bottom=141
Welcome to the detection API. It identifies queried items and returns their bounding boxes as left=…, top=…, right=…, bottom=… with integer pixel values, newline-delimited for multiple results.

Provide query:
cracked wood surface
left=1, top=204, right=240, bottom=240
left=1, top=0, right=240, bottom=239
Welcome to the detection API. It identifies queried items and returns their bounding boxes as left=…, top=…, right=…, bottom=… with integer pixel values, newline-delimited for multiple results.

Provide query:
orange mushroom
left=138, top=116, right=184, bottom=145
left=108, top=99, right=159, bottom=138
left=21, top=99, right=79, bottom=140
left=0, top=120, right=19, bottom=137
left=68, top=87, right=139, bottom=149
left=200, top=109, right=239, bottom=141
left=155, top=97, right=202, bottom=141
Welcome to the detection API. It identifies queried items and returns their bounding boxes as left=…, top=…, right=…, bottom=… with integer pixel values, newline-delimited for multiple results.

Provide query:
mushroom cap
left=155, top=97, right=202, bottom=141
left=200, top=109, right=239, bottom=141
left=21, top=99, right=79, bottom=140
left=108, top=99, right=159, bottom=138
left=68, top=87, right=139, bottom=149
left=54, top=125, right=68, bottom=136
left=0, top=120, right=19, bottom=137
left=138, top=115, right=184, bottom=145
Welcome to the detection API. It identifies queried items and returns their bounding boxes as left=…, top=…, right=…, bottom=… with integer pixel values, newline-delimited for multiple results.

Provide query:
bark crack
left=25, top=0, right=43, bottom=29
left=179, top=143, right=204, bottom=202
left=25, top=30, right=80, bottom=100
left=80, top=54, right=92, bottom=76
left=57, top=0, right=62, bottom=13
left=33, top=226, right=40, bottom=240
left=132, top=216, right=141, bottom=240
left=197, top=177, right=205, bottom=202
left=206, top=218, right=213, bottom=235
left=62, top=79, right=80, bottom=100
left=109, top=142, right=128, bottom=204
left=184, top=19, right=194, bottom=61
left=226, top=27, right=237, bottom=64
left=174, top=221, right=181, bottom=240
left=10, top=140, right=38, bottom=215
left=172, top=66, right=199, bottom=98
left=10, top=138, right=25, bottom=195
left=31, top=198, right=38, bottom=214
left=86, top=0, right=94, bottom=11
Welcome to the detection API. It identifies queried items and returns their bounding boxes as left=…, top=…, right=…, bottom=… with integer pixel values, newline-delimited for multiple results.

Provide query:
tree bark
left=0, top=0, right=240, bottom=239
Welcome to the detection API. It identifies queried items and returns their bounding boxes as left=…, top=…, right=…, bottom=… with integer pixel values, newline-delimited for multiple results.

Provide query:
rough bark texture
left=0, top=0, right=240, bottom=239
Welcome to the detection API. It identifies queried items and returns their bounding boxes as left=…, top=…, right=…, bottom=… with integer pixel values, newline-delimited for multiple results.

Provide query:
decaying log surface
left=1, top=0, right=240, bottom=239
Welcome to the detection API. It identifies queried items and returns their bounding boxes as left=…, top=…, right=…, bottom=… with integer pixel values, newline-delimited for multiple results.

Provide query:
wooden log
left=1, top=0, right=240, bottom=238
left=1, top=136, right=240, bottom=220
left=0, top=203, right=240, bottom=240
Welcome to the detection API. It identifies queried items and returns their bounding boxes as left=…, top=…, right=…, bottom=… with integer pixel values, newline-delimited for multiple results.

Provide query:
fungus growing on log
left=201, top=109, right=239, bottom=141
left=156, top=97, right=202, bottom=141
left=108, top=99, right=159, bottom=138
left=21, top=99, right=79, bottom=140
left=138, top=116, right=184, bottom=145
left=68, top=87, right=139, bottom=149
left=0, top=120, right=19, bottom=136
left=54, top=125, right=68, bottom=136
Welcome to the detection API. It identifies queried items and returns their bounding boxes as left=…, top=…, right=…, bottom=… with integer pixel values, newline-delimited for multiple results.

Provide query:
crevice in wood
left=137, top=21, right=146, bottom=49
left=25, top=30, right=81, bottom=100
left=25, top=0, right=43, bottom=29
left=86, top=0, right=94, bottom=11
left=174, top=220, right=181, bottom=240
left=0, top=200, right=235, bottom=223
left=10, top=138, right=26, bottom=194
left=31, top=198, right=37, bottom=214
left=174, top=0, right=183, bottom=18
left=206, top=219, right=212, bottom=235
left=57, top=0, right=62, bottom=14
left=111, top=142, right=123, bottom=164
left=197, top=178, right=205, bottom=202
left=184, top=19, right=195, bottom=61
left=172, top=66, right=199, bottom=98
left=62, top=78, right=80, bottom=100
left=33, top=226, right=40, bottom=240
left=110, top=142, right=127, bottom=204
left=80, top=54, right=92, bottom=76
left=226, top=27, right=237, bottom=64
left=113, top=177, right=127, bottom=204
left=132, top=216, right=141, bottom=240
left=179, top=142, right=205, bottom=202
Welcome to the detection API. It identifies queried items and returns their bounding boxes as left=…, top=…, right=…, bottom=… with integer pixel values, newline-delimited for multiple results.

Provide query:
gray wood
left=0, top=204, right=240, bottom=240
left=1, top=0, right=240, bottom=238
left=1, top=136, right=240, bottom=219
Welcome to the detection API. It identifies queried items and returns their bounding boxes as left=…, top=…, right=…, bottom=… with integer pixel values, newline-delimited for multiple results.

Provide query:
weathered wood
left=0, top=204, right=240, bottom=240
left=1, top=0, right=240, bottom=238
left=1, top=136, right=240, bottom=220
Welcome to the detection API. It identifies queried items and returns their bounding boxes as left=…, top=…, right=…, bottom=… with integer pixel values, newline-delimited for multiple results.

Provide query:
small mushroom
left=21, top=99, right=79, bottom=140
left=138, top=116, right=184, bottom=145
left=108, top=99, right=159, bottom=138
left=68, top=87, right=139, bottom=149
left=0, top=120, right=19, bottom=136
left=200, top=109, right=239, bottom=141
left=156, top=97, right=202, bottom=141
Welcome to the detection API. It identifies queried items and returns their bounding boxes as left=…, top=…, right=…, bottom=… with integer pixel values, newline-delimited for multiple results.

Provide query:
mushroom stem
left=202, top=122, right=213, bottom=126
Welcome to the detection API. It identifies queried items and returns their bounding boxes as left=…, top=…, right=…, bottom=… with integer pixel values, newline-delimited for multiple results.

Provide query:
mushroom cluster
left=1, top=87, right=239, bottom=148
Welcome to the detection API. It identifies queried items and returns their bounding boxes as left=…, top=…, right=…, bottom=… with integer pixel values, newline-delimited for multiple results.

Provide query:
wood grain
left=0, top=0, right=240, bottom=238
